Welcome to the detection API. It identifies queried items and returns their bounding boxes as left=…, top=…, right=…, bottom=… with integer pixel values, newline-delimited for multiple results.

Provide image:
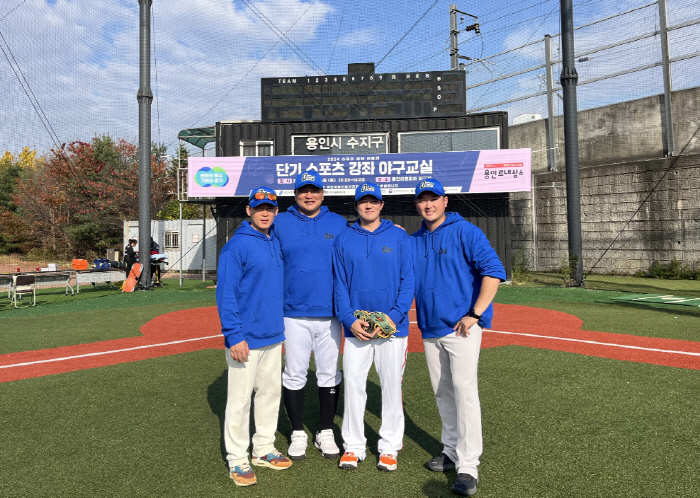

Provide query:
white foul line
left=0, top=335, right=222, bottom=370
left=3, top=329, right=700, bottom=372
left=485, top=330, right=700, bottom=357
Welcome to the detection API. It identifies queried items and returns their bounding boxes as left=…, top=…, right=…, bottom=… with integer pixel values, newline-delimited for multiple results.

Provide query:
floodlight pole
left=560, top=0, right=584, bottom=286
left=137, top=0, right=153, bottom=289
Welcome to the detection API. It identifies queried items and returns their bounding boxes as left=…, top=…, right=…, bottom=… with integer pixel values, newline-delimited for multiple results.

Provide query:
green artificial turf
left=0, top=300, right=214, bottom=355
left=494, top=286, right=700, bottom=342
left=1, top=349, right=698, bottom=497
left=0, top=279, right=216, bottom=317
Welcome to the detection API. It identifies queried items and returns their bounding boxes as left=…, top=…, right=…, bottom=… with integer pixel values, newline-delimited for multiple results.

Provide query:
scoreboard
left=261, top=70, right=466, bottom=122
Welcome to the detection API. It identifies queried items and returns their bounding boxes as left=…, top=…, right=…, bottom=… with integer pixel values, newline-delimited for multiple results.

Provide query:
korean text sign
left=187, top=149, right=531, bottom=197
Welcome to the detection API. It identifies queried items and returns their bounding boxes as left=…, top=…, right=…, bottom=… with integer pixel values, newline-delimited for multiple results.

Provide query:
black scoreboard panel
left=261, top=71, right=466, bottom=122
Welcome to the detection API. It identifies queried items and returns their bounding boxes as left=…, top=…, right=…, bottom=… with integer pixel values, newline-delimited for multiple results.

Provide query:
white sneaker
left=287, top=430, right=308, bottom=460
left=314, top=429, right=340, bottom=459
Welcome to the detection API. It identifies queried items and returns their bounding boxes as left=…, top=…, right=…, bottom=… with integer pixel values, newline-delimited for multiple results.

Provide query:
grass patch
left=0, top=300, right=215, bottom=354
left=0, top=348, right=698, bottom=497
left=0, top=279, right=216, bottom=317
left=495, top=286, right=700, bottom=341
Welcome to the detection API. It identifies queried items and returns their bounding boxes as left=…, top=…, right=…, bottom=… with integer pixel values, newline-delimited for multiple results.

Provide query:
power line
left=376, top=0, right=442, bottom=67
left=0, top=30, right=60, bottom=148
left=0, top=0, right=26, bottom=23
left=181, top=0, right=320, bottom=136
left=327, top=0, right=347, bottom=73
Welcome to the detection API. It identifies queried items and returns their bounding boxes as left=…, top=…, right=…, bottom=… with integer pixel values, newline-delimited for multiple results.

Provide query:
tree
left=0, top=148, right=41, bottom=254
left=1, top=136, right=177, bottom=258
left=155, top=143, right=200, bottom=220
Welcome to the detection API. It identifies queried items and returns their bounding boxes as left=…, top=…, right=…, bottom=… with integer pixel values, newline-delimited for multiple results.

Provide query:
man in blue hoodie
left=411, top=179, right=506, bottom=496
left=333, top=182, right=414, bottom=472
left=274, top=172, right=348, bottom=461
left=216, top=186, right=292, bottom=487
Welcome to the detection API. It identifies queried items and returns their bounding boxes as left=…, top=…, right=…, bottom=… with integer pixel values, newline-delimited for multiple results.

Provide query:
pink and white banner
left=187, top=149, right=531, bottom=197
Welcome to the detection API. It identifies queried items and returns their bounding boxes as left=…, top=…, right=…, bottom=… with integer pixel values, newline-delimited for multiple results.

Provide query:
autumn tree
left=1, top=136, right=176, bottom=258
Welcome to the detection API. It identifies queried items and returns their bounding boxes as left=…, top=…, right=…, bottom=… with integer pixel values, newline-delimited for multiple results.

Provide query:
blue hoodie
left=216, top=220, right=285, bottom=349
left=411, top=212, right=506, bottom=337
left=333, top=220, right=414, bottom=337
left=274, top=205, right=348, bottom=317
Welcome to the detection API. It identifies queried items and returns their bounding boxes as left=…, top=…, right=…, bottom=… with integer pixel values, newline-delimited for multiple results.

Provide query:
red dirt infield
left=2, top=303, right=699, bottom=383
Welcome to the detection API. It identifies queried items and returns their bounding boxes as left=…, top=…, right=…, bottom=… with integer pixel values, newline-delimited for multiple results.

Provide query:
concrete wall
left=510, top=155, right=700, bottom=274
left=509, top=86, right=700, bottom=174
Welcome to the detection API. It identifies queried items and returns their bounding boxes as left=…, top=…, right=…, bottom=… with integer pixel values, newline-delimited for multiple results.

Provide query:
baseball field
left=1, top=275, right=699, bottom=497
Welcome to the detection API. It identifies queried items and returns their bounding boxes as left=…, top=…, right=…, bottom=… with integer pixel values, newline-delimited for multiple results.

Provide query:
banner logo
left=195, top=167, right=229, bottom=188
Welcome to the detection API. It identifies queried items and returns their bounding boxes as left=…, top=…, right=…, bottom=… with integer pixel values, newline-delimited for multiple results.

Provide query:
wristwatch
left=465, top=309, right=482, bottom=320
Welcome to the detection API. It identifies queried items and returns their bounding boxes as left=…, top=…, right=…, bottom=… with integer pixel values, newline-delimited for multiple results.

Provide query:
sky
left=0, top=0, right=698, bottom=157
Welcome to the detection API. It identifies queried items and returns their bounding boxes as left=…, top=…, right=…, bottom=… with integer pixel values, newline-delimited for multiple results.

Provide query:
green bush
left=648, top=258, right=700, bottom=280
left=558, top=253, right=582, bottom=287
left=511, top=248, right=532, bottom=284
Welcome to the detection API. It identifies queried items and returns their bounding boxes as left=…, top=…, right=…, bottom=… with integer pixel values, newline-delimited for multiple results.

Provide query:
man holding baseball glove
left=332, top=182, right=414, bottom=472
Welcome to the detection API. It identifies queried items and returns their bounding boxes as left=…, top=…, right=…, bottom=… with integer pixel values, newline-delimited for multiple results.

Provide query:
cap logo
left=420, top=180, right=435, bottom=189
left=257, top=188, right=267, bottom=194
left=361, top=184, right=375, bottom=192
left=302, top=172, right=316, bottom=182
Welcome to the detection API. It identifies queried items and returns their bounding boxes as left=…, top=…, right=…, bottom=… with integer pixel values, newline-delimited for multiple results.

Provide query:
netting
left=1, top=0, right=699, bottom=276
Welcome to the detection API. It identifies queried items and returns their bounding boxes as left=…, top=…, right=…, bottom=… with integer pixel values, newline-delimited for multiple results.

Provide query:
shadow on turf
left=206, top=365, right=443, bottom=468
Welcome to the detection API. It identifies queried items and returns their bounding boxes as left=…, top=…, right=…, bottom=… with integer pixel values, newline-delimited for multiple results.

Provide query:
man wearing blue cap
left=216, top=186, right=292, bottom=487
left=332, top=182, right=414, bottom=472
left=411, top=179, right=506, bottom=496
left=274, top=172, right=348, bottom=461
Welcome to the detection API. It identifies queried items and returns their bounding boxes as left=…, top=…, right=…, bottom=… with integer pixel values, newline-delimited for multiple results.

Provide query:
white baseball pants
left=423, top=325, right=483, bottom=478
left=224, top=342, right=282, bottom=466
left=341, top=335, right=408, bottom=460
left=282, top=316, right=342, bottom=390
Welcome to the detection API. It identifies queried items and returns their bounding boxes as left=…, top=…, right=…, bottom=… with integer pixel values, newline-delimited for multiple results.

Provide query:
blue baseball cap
left=414, top=178, right=445, bottom=198
left=295, top=171, right=324, bottom=190
left=248, top=186, right=278, bottom=208
left=355, top=182, right=383, bottom=202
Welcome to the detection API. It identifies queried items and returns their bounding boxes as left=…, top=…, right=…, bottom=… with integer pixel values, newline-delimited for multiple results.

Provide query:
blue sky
left=0, top=0, right=697, bottom=156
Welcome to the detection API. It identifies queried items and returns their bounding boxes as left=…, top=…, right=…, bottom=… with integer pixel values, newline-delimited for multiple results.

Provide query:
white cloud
left=0, top=0, right=333, bottom=155
left=337, top=27, right=378, bottom=47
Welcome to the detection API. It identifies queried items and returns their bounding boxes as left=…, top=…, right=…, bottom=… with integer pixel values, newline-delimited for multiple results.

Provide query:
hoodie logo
left=302, top=172, right=316, bottom=182
left=420, top=180, right=435, bottom=189
left=361, top=184, right=375, bottom=192
left=383, top=246, right=393, bottom=253
left=325, top=233, right=334, bottom=239
left=439, top=248, right=448, bottom=255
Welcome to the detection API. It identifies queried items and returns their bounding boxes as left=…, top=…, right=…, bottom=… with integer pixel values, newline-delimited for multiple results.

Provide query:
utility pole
left=560, top=0, right=584, bottom=286
left=545, top=34, right=557, bottom=172
left=137, top=0, right=153, bottom=289
left=449, top=4, right=480, bottom=70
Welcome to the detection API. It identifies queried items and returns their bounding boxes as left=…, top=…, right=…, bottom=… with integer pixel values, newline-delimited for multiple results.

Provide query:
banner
left=187, top=149, right=531, bottom=197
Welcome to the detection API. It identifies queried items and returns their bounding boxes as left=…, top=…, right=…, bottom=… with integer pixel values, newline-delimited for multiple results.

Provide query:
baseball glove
left=353, top=310, right=397, bottom=339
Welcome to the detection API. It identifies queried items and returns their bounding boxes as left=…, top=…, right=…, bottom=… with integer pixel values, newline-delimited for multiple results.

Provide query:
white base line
left=0, top=335, right=222, bottom=370
left=4, top=329, right=699, bottom=371
left=485, top=330, right=700, bottom=357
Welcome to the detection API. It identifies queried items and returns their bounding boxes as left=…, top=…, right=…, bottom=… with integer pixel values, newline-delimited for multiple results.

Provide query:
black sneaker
left=451, top=473, right=478, bottom=496
left=425, top=453, right=456, bottom=472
